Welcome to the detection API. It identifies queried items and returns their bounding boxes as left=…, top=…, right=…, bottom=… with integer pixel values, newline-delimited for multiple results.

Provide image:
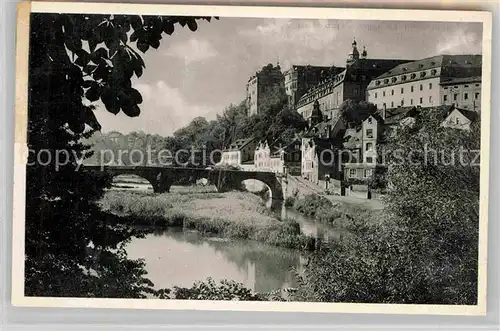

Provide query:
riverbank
left=99, top=190, right=315, bottom=250
left=285, top=194, right=383, bottom=230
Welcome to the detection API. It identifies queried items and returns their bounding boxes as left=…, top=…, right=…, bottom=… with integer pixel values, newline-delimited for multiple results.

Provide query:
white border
left=12, top=1, right=492, bottom=315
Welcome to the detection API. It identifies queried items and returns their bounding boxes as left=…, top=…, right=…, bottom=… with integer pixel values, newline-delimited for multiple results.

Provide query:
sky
left=93, top=18, right=483, bottom=137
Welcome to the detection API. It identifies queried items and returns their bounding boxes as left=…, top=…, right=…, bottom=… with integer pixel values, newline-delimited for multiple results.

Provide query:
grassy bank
left=99, top=190, right=315, bottom=250
left=286, top=194, right=382, bottom=230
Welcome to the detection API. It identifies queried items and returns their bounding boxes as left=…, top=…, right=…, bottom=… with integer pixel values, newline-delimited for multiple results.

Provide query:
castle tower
left=346, top=39, right=360, bottom=65
left=361, top=46, right=368, bottom=59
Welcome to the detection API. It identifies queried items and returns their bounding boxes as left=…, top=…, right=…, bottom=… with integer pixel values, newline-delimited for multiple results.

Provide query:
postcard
left=12, top=1, right=491, bottom=315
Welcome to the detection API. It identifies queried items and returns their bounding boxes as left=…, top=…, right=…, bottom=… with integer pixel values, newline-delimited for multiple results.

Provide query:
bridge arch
left=111, top=174, right=155, bottom=191
left=83, top=166, right=284, bottom=201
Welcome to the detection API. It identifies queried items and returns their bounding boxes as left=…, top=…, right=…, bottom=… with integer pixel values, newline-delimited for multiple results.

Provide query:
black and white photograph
left=12, top=2, right=491, bottom=314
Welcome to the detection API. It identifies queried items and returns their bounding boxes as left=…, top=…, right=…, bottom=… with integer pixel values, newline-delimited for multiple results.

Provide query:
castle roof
left=225, top=137, right=256, bottom=151
left=440, top=76, right=482, bottom=85
left=367, top=54, right=482, bottom=90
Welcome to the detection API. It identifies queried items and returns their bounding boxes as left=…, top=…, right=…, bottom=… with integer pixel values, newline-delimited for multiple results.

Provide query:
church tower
left=361, top=46, right=368, bottom=59
left=346, top=39, right=360, bottom=65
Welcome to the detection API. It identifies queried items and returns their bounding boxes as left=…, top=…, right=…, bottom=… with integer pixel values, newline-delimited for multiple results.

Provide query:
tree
left=266, top=109, right=307, bottom=146
left=26, top=13, right=214, bottom=297
left=339, top=100, right=377, bottom=125
left=295, top=109, right=480, bottom=304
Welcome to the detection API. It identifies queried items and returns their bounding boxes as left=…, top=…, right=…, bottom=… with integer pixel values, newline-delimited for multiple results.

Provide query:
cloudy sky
left=93, top=18, right=483, bottom=136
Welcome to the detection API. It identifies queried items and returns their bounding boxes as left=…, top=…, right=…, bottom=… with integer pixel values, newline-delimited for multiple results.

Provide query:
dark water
left=126, top=227, right=306, bottom=293
left=121, top=181, right=346, bottom=293
left=280, top=207, right=349, bottom=243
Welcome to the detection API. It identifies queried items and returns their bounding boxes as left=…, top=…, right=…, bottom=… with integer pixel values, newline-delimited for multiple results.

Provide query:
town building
left=254, top=139, right=302, bottom=175
left=219, top=137, right=257, bottom=168
left=296, top=39, right=413, bottom=123
left=441, top=106, right=479, bottom=131
left=246, top=63, right=285, bottom=116
left=284, top=65, right=344, bottom=108
left=440, top=76, right=481, bottom=111
left=301, top=109, right=346, bottom=185
left=366, top=54, right=482, bottom=111
left=342, top=114, right=383, bottom=182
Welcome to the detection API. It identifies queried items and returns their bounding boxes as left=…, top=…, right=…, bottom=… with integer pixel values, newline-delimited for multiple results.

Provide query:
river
left=117, top=175, right=345, bottom=293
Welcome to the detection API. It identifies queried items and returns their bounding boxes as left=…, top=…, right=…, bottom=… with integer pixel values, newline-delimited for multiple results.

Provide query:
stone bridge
left=83, top=165, right=284, bottom=201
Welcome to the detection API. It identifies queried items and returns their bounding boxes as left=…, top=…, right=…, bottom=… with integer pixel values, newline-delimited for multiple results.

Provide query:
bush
left=284, top=196, right=296, bottom=207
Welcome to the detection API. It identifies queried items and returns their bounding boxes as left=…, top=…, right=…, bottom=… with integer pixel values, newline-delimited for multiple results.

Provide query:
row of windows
left=374, top=83, right=433, bottom=98
left=374, top=69, right=439, bottom=87
left=348, top=168, right=373, bottom=178
left=382, top=96, right=433, bottom=108
left=443, top=92, right=480, bottom=102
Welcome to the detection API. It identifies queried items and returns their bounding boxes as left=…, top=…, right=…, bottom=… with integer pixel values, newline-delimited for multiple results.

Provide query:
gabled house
left=301, top=116, right=346, bottom=184
left=441, top=106, right=479, bottom=131
left=254, top=138, right=302, bottom=175
left=219, top=137, right=257, bottom=169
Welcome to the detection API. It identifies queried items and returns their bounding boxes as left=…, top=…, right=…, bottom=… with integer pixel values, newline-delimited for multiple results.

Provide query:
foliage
left=339, top=100, right=377, bottom=126
left=100, top=190, right=313, bottom=250
left=294, top=110, right=480, bottom=304
left=26, top=13, right=213, bottom=297
left=169, top=278, right=265, bottom=301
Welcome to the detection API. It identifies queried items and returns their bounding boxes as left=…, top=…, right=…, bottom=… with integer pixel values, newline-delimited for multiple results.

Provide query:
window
left=366, top=157, right=374, bottom=164
left=475, top=92, right=480, bottom=99
left=349, top=169, right=357, bottom=177
left=419, top=97, right=423, bottom=104
left=383, top=91, right=386, bottom=97
left=455, top=117, right=460, bottom=125
left=464, top=92, right=469, bottom=100
left=366, top=129, right=374, bottom=138
left=429, top=83, right=433, bottom=89
left=364, top=169, right=373, bottom=177
left=410, top=98, right=413, bottom=105
left=294, top=154, right=300, bottom=161
left=374, top=92, right=377, bottom=98
left=443, top=95, right=448, bottom=102
left=368, top=117, right=372, bottom=124
left=391, top=89, right=394, bottom=95
left=366, top=142, right=373, bottom=151
left=401, top=99, right=404, bottom=106
left=429, top=96, right=432, bottom=103
left=401, top=87, right=404, bottom=94
left=391, top=101, right=394, bottom=108
left=411, top=85, right=414, bottom=93
left=454, top=93, right=458, bottom=101
left=419, top=84, right=423, bottom=91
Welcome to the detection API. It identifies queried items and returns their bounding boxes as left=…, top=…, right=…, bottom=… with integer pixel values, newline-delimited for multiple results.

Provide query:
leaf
left=121, top=103, right=141, bottom=117
left=88, top=38, right=98, bottom=53
left=162, top=21, right=175, bottom=35
left=85, top=85, right=100, bottom=102
left=128, top=88, right=143, bottom=104
left=187, top=20, right=198, bottom=32
left=82, top=80, right=94, bottom=89
left=136, top=40, right=149, bottom=53
left=101, top=86, right=120, bottom=115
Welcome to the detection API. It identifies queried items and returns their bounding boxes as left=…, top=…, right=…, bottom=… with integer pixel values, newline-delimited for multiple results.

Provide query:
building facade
left=296, top=40, right=413, bottom=123
left=219, top=137, right=257, bottom=167
left=440, top=76, right=481, bottom=111
left=246, top=63, right=285, bottom=116
left=342, top=114, right=382, bottom=181
left=366, top=55, right=482, bottom=111
left=254, top=140, right=302, bottom=175
left=284, top=65, right=343, bottom=108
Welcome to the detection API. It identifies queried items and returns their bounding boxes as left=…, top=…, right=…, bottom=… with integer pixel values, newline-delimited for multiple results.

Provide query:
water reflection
left=126, top=227, right=304, bottom=293
left=281, top=207, right=349, bottom=243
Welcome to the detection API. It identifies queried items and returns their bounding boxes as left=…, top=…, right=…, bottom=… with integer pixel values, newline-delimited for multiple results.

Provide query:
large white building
left=366, top=54, right=482, bottom=111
